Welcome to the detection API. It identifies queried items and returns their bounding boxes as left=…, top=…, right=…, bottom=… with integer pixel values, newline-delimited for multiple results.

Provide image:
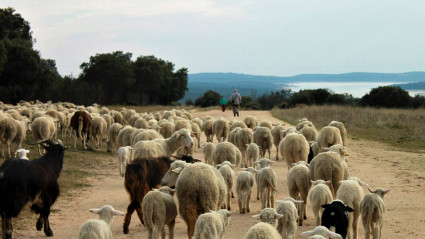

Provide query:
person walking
left=231, top=89, right=242, bottom=117
left=219, top=96, right=227, bottom=112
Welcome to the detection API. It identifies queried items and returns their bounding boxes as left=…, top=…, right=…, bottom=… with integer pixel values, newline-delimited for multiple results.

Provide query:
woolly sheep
left=191, top=118, right=203, bottom=130
left=202, top=142, right=215, bottom=165
left=134, top=118, right=149, bottom=129
left=78, top=205, right=124, bottom=239
left=129, top=128, right=147, bottom=144
left=162, top=111, right=176, bottom=120
left=148, top=119, right=158, bottom=126
left=309, top=180, right=333, bottom=226
left=142, top=186, right=177, bottom=239
left=228, top=127, right=242, bottom=145
left=217, top=161, right=236, bottom=210
left=118, top=126, right=137, bottom=147
left=243, top=222, right=281, bottom=239
left=287, top=161, right=311, bottom=225
left=213, top=142, right=242, bottom=167
left=191, top=123, right=201, bottom=148
left=90, top=116, right=108, bottom=148
left=229, top=120, right=247, bottom=132
left=236, top=167, right=257, bottom=214
left=159, top=121, right=175, bottom=138
left=253, top=158, right=275, bottom=200
left=275, top=197, right=304, bottom=239
left=235, top=128, right=253, bottom=168
left=0, top=118, right=30, bottom=158
left=316, top=126, right=343, bottom=153
left=117, top=146, right=133, bottom=177
left=280, top=127, right=298, bottom=141
left=257, top=167, right=278, bottom=209
left=15, top=148, right=29, bottom=160
left=106, top=123, right=123, bottom=154
left=172, top=109, right=183, bottom=117
left=253, top=208, right=283, bottom=227
left=132, top=128, right=194, bottom=158
left=194, top=209, right=232, bottom=239
left=258, top=121, right=273, bottom=130
left=271, top=123, right=285, bottom=161
left=176, top=135, right=198, bottom=157
left=99, top=107, right=110, bottom=115
left=124, top=109, right=136, bottom=124
left=149, top=124, right=161, bottom=132
left=300, top=125, right=318, bottom=142
left=360, top=188, right=390, bottom=239
left=174, top=119, right=191, bottom=132
left=301, top=226, right=342, bottom=238
left=202, top=119, right=215, bottom=143
left=110, top=110, right=125, bottom=125
left=336, top=177, right=369, bottom=239
left=253, top=127, right=273, bottom=159
left=329, top=121, right=348, bottom=146
left=213, top=117, right=230, bottom=143
left=243, top=116, right=258, bottom=129
left=101, top=114, right=114, bottom=133
left=131, top=129, right=164, bottom=146
left=31, top=116, right=57, bottom=155
left=295, top=119, right=314, bottom=131
left=279, top=132, right=309, bottom=170
left=246, top=143, right=260, bottom=168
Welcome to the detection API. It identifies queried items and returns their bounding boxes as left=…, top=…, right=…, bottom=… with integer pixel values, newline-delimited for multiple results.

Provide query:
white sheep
left=259, top=120, right=273, bottom=130
left=301, top=226, right=342, bottom=239
left=236, top=167, right=258, bottom=214
left=118, top=125, right=137, bottom=147
left=253, top=127, right=273, bottom=159
left=336, top=177, right=369, bottom=239
left=90, top=116, right=108, bottom=148
left=117, top=146, right=133, bottom=177
left=257, top=167, right=278, bottom=209
left=279, top=132, right=309, bottom=170
left=78, top=205, right=124, bottom=239
left=243, top=116, right=258, bottom=130
left=243, top=222, right=281, bottom=239
left=316, top=126, right=343, bottom=153
left=213, top=117, right=230, bottom=143
left=271, top=123, right=286, bottom=161
left=300, top=125, right=318, bottom=142
left=142, top=186, right=177, bottom=239
left=246, top=143, right=260, bottom=168
left=106, top=123, right=123, bottom=154
left=329, top=121, right=348, bottom=146
left=253, top=158, right=275, bottom=200
left=194, top=209, right=232, bottom=239
left=275, top=197, right=304, bottom=239
left=158, top=121, right=175, bottom=138
left=191, top=123, right=202, bottom=148
left=360, top=188, right=390, bottom=239
left=134, top=118, right=150, bottom=129
left=235, top=128, right=253, bottom=167
left=287, top=161, right=310, bottom=226
left=309, top=180, right=333, bottom=226
left=176, top=135, right=198, bottom=157
left=213, top=142, right=242, bottom=167
left=15, top=148, right=29, bottom=160
left=229, top=120, right=247, bottom=132
left=202, top=119, right=215, bottom=143
left=228, top=127, right=242, bottom=145
left=191, top=117, right=203, bottom=130
left=253, top=208, right=283, bottom=227
left=202, top=142, right=215, bottom=165
left=295, top=119, right=314, bottom=131
left=217, top=161, right=236, bottom=210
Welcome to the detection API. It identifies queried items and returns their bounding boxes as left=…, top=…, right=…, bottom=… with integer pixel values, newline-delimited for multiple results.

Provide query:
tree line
left=0, top=8, right=188, bottom=105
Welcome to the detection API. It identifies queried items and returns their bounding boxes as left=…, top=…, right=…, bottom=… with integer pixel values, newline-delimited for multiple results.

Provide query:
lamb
left=202, top=119, right=215, bottom=143
left=287, top=161, right=310, bottom=225
left=213, top=142, right=242, bottom=167
left=90, top=116, right=108, bottom=148
left=117, top=146, right=133, bottom=177
left=106, top=123, right=123, bottom=154
left=194, top=209, right=232, bottom=239
left=229, top=120, right=247, bottom=132
left=236, top=167, right=257, bottom=214
left=300, top=125, right=318, bottom=142
left=253, top=158, right=275, bottom=200
left=253, top=208, right=283, bottom=227
left=246, top=143, right=260, bottom=168
left=213, top=117, right=230, bottom=143
left=243, top=116, right=258, bottom=129
left=31, top=116, right=58, bottom=155
left=132, top=128, right=194, bottom=158
left=316, top=126, right=343, bottom=153
left=217, top=161, right=236, bottom=210
left=301, top=226, right=342, bottom=238
left=235, top=128, right=253, bottom=167
left=336, top=177, right=369, bottom=239
left=275, top=197, right=304, bottom=239
left=191, top=123, right=202, bottom=148
left=257, top=167, right=278, bottom=209
left=134, top=118, right=150, bottom=129
left=329, top=121, right=348, bottom=146
left=243, top=222, right=281, bottom=239
left=228, top=127, right=242, bottom=145
left=118, top=125, right=137, bottom=146
left=78, top=205, right=124, bottom=239
left=360, top=188, right=390, bottom=239
left=309, top=145, right=350, bottom=197
left=253, top=127, right=273, bottom=159
left=271, top=123, right=285, bottom=161
left=161, top=162, right=226, bottom=239
left=259, top=120, right=273, bottom=130
left=309, top=180, right=333, bottom=226
left=142, top=186, right=177, bottom=239
left=279, top=132, right=309, bottom=170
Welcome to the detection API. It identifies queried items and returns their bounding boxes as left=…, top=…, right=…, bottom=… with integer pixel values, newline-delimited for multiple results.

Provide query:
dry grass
left=272, top=105, right=425, bottom=152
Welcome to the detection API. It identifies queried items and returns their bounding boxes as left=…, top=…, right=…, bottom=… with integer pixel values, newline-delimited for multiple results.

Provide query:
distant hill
left=391, top=81, right=425, bottom=90
left=181, top=72, right=425, bottom=102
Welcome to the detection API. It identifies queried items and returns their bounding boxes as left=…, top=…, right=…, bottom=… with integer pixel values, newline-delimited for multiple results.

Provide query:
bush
left=243, top=102, right=261, bottom=110
left=359, top=86, right=412, bottom=108
left=195, top=90, right=221, bottom=107
left=185, top=99, right=194, bottom=106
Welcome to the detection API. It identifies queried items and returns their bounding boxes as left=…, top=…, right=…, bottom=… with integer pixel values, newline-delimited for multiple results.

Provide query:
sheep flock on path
left=0, top=100, right=399, bottom=239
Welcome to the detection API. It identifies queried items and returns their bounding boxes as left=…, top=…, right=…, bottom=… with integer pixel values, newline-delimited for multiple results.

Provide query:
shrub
left=359, top=86, right=412, bottom=108
left=195, top=90, right=221, bottom=107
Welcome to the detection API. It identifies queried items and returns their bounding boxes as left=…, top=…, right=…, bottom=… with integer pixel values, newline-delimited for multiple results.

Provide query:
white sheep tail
left=78, top=116, right=84, bottom=141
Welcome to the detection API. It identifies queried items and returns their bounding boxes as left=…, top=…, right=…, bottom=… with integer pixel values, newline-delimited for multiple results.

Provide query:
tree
left=359, top=86, right=412, bottom=108
left=257, top=89, right=292, bottom=110
left=0, top=8, right=33, bottom=44
left=195, top=90, right=221, bottom=107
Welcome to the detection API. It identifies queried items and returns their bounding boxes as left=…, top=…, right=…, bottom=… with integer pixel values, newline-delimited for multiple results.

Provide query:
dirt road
left=13, top=109, right=425, bottom=238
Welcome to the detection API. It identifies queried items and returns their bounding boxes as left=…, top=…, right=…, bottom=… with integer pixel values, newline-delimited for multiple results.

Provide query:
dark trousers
left=221, top=105, right=226, bottom=112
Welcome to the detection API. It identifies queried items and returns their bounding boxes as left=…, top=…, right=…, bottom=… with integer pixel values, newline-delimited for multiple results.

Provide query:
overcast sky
left=2, top=0, right=425, bottom=77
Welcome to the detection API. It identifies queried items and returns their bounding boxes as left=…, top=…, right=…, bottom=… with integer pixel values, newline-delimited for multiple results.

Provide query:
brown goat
left=70, top=111, right=91, bottom=151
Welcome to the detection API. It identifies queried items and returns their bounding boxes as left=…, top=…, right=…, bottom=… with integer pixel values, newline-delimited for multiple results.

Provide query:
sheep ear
left=368, top=188, right=375, bottom=193
left=275, top=200, right=285, bottom=204
left=310, top=180, right=317, bottom=185
left=383, top=189, right=391, bottom=194
left=26, top=150, right=29, bottom=153
left=359, top=181, right=369, bottom=186
left=174, top=132, right=181, bottom=138
left=322, top=147, right=330, bottom=152
left=230, top=164, right=236, bottom=168
left=345, top=206, right=354, bottom=212
left=252, top=214, right=261, bottom=220
left=170, top=189, right=176, bottom=196
left=300, top=231, right=314, bottom=236
left=89, top=208, right=102, bottom=214
left=227, top=211, right=235, bottom=217
left=274, top=214, right=284, bottom=219
left=291, top=163, right=297, bottom=167
left=325, top=180, right=331, bottom=185
left=128, top=146, right=133, bottom=150
left=339, top=180, right=345, bottom=184
left=253, top=161, right=260, bottom=165
left=321, top=204, right=331, bottom=209
left=241, top=168, right=247, bottom=171
left=209, top=210, right=216, bottom=213
left=245, top=144, right=249, bottom=147
left=172, top=167, right=183, bottom=174
left=254, top=169, right=259, bottom=173
left=112, top=210, right=125, bottom=216
left=327, top=231, right=342, bottom=237
left=153, top=189, right=160, bottom=191
left=293, top=200, right=304, bottom=204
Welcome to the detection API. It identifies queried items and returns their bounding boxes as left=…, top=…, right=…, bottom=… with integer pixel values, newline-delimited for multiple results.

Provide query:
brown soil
left=11, top=110, right=425, bottom=238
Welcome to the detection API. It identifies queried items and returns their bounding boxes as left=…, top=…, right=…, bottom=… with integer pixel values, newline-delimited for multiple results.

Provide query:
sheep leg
left=7, top=143, right=11, bottom=158
left=275, top=147, right=279, bottom=161
left=247, top=190, right=252, bottom=212
left=352, top=211, right=360, bottom=239
left=73, top=131, right=77, bottom=151
left=1, top=213, right=13, bottom=239
left=1, top=143, right=4, bottom=158
left=227, top=189, right=231, bottom=210
left=313, top=207, right=320, bottom=226
left=238, top=192, right=244, bottom=214
left=168, top=219, right=175, bottom=239
left=270, top=188, right=275, bottom=208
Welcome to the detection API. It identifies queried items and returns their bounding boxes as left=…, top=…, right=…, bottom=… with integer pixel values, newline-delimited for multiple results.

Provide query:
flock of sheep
left=0, top=100, right=390, bottom=239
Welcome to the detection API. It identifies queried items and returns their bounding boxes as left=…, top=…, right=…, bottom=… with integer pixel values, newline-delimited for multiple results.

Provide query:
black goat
left=321, top=200, right=354, bottom=239
left=0, top=139, right=67, bottom=238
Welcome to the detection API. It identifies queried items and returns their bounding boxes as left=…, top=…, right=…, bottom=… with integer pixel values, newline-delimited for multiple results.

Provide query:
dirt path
left=13, top=110, right=425, bottom=238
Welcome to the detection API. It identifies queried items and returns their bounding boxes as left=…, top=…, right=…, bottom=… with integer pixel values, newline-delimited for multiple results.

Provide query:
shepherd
left=219, top=96, right=227, bottom=112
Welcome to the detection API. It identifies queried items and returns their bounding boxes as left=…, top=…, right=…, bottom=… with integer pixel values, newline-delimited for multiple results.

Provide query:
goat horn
left=29, top=139, right=55, bottom=146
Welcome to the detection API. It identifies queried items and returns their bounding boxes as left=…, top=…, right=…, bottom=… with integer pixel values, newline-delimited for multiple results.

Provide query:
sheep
left=321, top=200, right=354, bottom=239
left=202, top=119, right=215, bottom=143
left=130, top=128, right=147, bottom=144
left=131, top=129, right=164, bottom=146
left=235, top=128, right=253, bottom=167
left=280, top=127, right=298, bottom=140
left=153, top=112, right=162, bottom=121
left=148, top=119, right=158, bottom=126
left=253, top=208, right=283, bottom=227
left=202, top=142, right=216, bottom=165
left=134, top=118, right=150, bottom=129
left=202, top=116, right=215, bottom=122
left=229, top=120, right=247, bottom=132
left=243, top=116, right=258, bottom=129
left=132, top=128, right=194, bottom=158
left=217, top=161, right=236, bottom=210
left=228, top=127, right=242, bottom=145
left=253, top=127, right=273, bottom=159
left=176, top=135, right=198, bottom=157
left=301, top=226, right=342, bottom=238
left=174, top=119, right=191, bottom=132
left=162, top=111, right=176, bottom=120
left=99, top=107, right=110, bottom=115
left=118, top=125, right=137, bottom=147
left=191, top=118, right=203, bottom=130
left=287, top=161, right=310, bottom=225
left=106, top=123, right=123, bottom=154
left=336, top=177, right=369, bottom=239
left=253, top=158, right=275, bottom=200
left=213, top=117, right=230, bottom=143
left=191, top=123, right=202, bottom=148
left=360, top=188, right=390, bottom=239
left=159, top=121, right=175, bottom=138
left=295, top=119, right=314, bottom=131
left=308, top=141, right=319, bottom=163
left=0, top=118, right=30, bottom=158
left=300, top=125, right=318, bottom=142
left=246, top=143, right=260, bottom=168
left=309, top=180, right=333, bottom=226
left=15, top=148, right=29, bottom=160
left=101, top=113, right=114, bottom=133
left=71, top=111, right=92, bottom=151
left=124, top=109, right=136, bottom=124
left=257, top=167, right=278, bottom=209
left=236, top=167, right=257, bottom=214
left=194, top=209, right=232, bottom=239
left=271, top=123, right=285, bottom=161
left=161, top=162, right=226, bottom=239
left=142, top=186, right=177, bottom=239
left=259, top=120, right=273, bottom=130
left=31, top=116, right=58, bottom=155
left=244, top=222, right=281, bottom=239
left=0, top=139, right=67, bottom=238
left=78, top=205, right=124, bottom=239
left=279, top=132, right=310, bottom=170
left=129, top=115, right=142, bottom=127
left=213, top=142, right=242, bottom=167
left=90, top=116, right=108, bottom=148
left=316, top=126, right=343, bottom=153
left=172, top=109, right=183, bottom=117
left=275, top=197, right=304, bottom=239
left=117, top=146, right=133, bottom=177
left=309, top=145, right=350, bottom=197
left=111, top=110, right=125, bottom=125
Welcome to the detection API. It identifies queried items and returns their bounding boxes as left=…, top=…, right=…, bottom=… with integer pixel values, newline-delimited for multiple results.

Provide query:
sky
left=2, top=0, right=425, bottom=77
